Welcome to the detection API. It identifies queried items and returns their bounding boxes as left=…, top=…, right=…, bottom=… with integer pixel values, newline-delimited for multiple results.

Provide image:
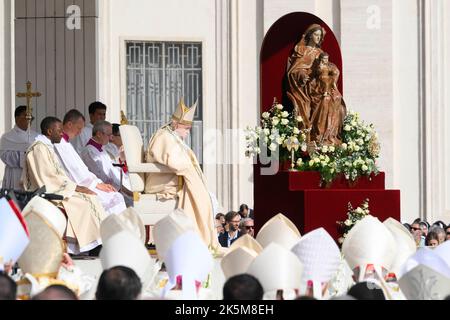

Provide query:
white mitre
left=100, top=207, right=146, bottom=244
left=256, top=213, right=301, bottom=250
left=100, top=229, right=157, bottom=291
left=17, top=201, right=71, bottom=297
left=291, top=228, right=341, bottom=299
left=247, top=242, right=303, bottom=300
left=19, top=196, right=67, bottom=276
left=221, top=247, right=258, bottom=280
left=153, top=208, right=197, bottom=262
left=162, top=231, right=213, bottom=300
left=383, top=218, right=416, bottom=277
left=229, top=234, right=263, bottom=254
left=398, top=247, right=450, bottom=279
left=399, top=264, right=450, bottom=300
left=342, top=215, right=396, bottom=282
left=22, top=196, right=67, bottom=238
left=433, top=240, right=450, bottom=269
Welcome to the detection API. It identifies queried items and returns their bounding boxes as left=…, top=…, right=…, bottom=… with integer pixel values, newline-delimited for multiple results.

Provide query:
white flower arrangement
left=295, top=110, right=380, bottom=185
left=246, top=104, right=380, bottom=185
left=337, top=198, right=370, bottom=244
left=245, top=99, right=309, bottom=161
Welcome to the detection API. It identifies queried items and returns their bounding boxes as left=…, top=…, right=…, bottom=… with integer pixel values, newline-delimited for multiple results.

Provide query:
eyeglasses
left=245, top=226, right=254, bottom=230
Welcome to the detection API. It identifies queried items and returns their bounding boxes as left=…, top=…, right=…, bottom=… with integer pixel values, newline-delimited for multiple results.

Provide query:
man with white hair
left=144, top=97, right=224, bottom=254
left=239, top=218, right=255, bottom=238
left=80, top=120, right=133, bottom=207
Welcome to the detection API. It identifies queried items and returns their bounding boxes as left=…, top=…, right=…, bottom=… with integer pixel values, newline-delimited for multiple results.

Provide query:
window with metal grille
left=126, top=41, right=203, bottom=163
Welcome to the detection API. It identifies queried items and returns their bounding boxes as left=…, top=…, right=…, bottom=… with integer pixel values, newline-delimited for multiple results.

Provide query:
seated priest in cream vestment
left=21, top=116, right=107, bottom=254
left=144, top=98, right=223, bottom=253
left=54, top=109, right=127, bottom=216
left=0, top=106, right=38, bottom=190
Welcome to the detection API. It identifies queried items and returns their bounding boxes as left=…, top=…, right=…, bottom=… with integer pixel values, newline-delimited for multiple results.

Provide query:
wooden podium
left=253, top=166, right=401, bottom=241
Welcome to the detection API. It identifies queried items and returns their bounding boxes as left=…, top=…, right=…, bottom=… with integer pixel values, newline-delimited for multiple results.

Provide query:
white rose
left=344, top=125, right=351, bottom=131
left=351, top=121, right=357, bottom=127
left=296, top=116, right=303, bottom=123
left=362, top=165, right=368, bottom=171
left=344, top=219, right=352, bottom=226
left=272, top=117, right=280, bottom=126
left=281, top=119, right=289, bottom=125
left=276, top=137, right=284, bottom=145
left=281, top=111, right=289, bottom=118
left=322, top=145, right=329, bottom=153
left=293, top=127, right=300, bottom=135
left=263, top=128, right=270, bottom=136
left=357, top=138, right=364, bottom=145
left=269, top=134, right=275, bottom=140
left=276, top=104, right=284, bottom=110
left=354, top=146, right=360, bottom=151
left=314, top=157, right=320, bottom=163
left=269, top=143, right=277, bottom=151
left=308, top=160, right=315, bottom=167
left=341, top=143, right=347, bottom=150
left=355, top=207, right=363, bottom=214
left=296, top=158, right=303, bottom=166
left=262, top=112, right=270, bottom=119
left=329, top=146, right=335, bottom=152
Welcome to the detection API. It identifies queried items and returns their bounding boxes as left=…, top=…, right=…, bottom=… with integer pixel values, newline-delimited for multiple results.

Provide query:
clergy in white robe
left=70, top=101, right=106, bottom=154
left=21, top=116, right=107, bottom=254
left=54, top=109, right=127, bottom=216
left=80, top=121, right=133, bottom=207
left=0, top=106, right=38, bottom=190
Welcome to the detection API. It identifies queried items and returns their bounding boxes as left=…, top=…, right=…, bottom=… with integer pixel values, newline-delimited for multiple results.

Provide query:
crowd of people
left=2, top=102, right=450, bottom=301
left=403, top=219, right=449, bottom=247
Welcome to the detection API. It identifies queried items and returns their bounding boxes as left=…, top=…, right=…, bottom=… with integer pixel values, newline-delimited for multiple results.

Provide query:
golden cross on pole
left=16, top=81, right=41, bottom=128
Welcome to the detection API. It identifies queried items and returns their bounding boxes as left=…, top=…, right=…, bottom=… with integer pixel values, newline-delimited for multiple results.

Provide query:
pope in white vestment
left=54, top=110, right=127, bottom=216
left=0, top=106, right=38, bottom=190
left=145, top=98, right=224, bottom=253
left=22, top=117, right=107, bottom=254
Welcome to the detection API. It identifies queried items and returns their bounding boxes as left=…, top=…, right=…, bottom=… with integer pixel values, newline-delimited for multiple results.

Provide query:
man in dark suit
left=239, top=204, right=254, bottom=220
left=219, top=211, right=242, bottom=247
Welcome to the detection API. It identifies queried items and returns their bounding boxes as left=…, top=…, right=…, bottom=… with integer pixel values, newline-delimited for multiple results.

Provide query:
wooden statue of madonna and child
left=285, top=23, right=347, bottom=148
